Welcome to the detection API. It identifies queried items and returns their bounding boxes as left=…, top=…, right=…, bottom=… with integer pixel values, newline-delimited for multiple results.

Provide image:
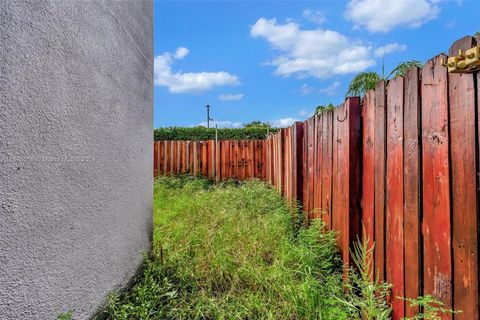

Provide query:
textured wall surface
left=0, top=0, right=153, bottom=319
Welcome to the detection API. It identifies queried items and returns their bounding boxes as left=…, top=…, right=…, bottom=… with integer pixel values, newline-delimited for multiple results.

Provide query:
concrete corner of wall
left=0, top=0, right=153, bottom=319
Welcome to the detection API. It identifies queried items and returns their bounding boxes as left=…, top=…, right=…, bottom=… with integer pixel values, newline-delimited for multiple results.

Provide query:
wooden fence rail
left=153, top=36, right=479, bottom=320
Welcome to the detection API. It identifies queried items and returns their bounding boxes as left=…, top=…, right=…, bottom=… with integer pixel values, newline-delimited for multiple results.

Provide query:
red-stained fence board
left=307, top=118, right=315, bottom=216
left=313, top=114, right=322, bottom=219
left=421, top=55, right=452, bottom=316
left=374, top=81, right=387, bottom=281
left=159, top=141, right=165, bottom=176
left=321, top=111, right=333, bottom=230
left=265, top=138, right=271, bottom=183
left=403, top=67, right=421, bottom=317
left=302, top=120, right=309, bottom=215
left=180, top=142, right=186, bottom=173
left=253, top=141, right=259, bottom=178
left=247, top=141, right=253, bottom=179
left=362, top=90, right=375, bottom=259
left=347, top=97, right=362, bottom=266
left=279, top=131, right=285, bottom=194
left=165, top=141, right=170, bottom=174
left=238, top=141, right=245, bottom=180
left=173, top=141, right=178, bottom=174
left=186, top=141, right=191, bottom=174
left=192, top=141, right=197, bottom=175
left=386, top=77, right=405, bottom=320
left=208, top=140, right=215, bottom=179
left=153, top=141, right=158, bottom=177
left=448, top=37, right=478, bottom=320
left=332, top=105, right=345, bottom=259
left=230, top=141, right=239, bottom=179
left=262, top=139, right=267, bottom=180
left=201, top=142, right=208, bottom=177
left=226, top=141, right=231, bottom=179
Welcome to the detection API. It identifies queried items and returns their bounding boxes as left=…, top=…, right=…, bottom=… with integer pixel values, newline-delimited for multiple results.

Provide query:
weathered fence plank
left=332, top=106, right=343, bottom=255
left=362, top=90, right=375, bottom=259
left=421, top=55, right=452, bottom=317
left=448, top=36, right=478, bottom=320
left=314, top=114, right=322, bottom=219
left=374, top=81, right=387, bottom=281
left=386, top=77, right=405, bottom=319
left=321, top=112, right=333, bottom=230
left=403, top=67, right=421, bottom=318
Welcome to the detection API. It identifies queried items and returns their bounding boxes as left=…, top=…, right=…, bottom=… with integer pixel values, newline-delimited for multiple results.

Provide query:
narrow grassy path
left=100, top=176, right=393, bottom=320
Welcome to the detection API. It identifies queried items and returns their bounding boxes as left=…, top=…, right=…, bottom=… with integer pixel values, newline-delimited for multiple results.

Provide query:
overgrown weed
left=100, top=176, right=453, bottom=320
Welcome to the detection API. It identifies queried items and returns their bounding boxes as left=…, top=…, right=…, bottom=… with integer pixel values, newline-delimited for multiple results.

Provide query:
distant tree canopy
left=154, top=126, right=277, bottom=141
left=243, top=121, right=271, bottom=128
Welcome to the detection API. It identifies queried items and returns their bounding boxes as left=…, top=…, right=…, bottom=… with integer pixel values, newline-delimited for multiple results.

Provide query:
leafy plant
left=315, top=103, right=335, bottom=114
left=338, top=232, right=392, bottom=320
left=401, top=295, right=460, bottom=320
left=346, top=72, right=382, bottom=97
left=57, top=311, right=73, bottom=320
left=347, top=61, right=424, bottom=97
left=387, top=61, right=423, bottom=79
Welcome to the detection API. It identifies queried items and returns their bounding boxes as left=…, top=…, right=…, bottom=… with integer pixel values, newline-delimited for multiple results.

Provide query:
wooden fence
left=154, top=140, right=265, bottom=180
left=153, top=36, right=479, bottom=320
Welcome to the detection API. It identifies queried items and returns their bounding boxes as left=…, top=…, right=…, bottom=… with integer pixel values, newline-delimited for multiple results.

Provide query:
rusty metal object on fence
left=442, top=46, right=480, bottom=73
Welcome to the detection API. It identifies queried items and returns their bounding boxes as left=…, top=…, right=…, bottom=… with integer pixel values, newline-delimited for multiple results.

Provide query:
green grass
left=100, top=176, right=351, bottom=319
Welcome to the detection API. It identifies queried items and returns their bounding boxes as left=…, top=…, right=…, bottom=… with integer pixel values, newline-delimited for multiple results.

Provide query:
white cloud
left=197, top=117, right=300, bottom=128
left=302, top=9, right=326, bottom=24
left=299, top=110, right=309, bottom=117
left=345, top=0, right=440, bottom=33
left=197, top=120, right=243, bottom=128
left=174, top=47, right=189, bottom=59
left=269, top=117, right=299, bottom=128
left=250, top=18, right=375, bottom=79
left=300, top=84, right=316, bottom=95
left=319, top=80, right=342, bottom=95
left=154, top=47, right=239, bottom=93
left=218, top=93, right=244, bottom=101
left=374, top=43, right=407, bottom=57
left=300, top=81, right=341, bottom=96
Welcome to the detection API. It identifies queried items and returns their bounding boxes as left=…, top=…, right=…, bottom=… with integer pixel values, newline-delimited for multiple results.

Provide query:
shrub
left=154, top=127, right=278, bottom=141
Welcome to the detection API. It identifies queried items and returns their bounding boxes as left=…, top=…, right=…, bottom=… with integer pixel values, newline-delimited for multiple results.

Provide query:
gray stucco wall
left=0, top=1, right=153, bottom=319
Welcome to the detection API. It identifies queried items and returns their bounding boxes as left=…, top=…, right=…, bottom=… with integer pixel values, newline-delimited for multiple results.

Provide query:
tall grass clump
left=101, top=176, right=349, bottom=319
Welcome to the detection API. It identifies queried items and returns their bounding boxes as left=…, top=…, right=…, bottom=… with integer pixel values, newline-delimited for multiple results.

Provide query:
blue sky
left=154, top=0, right=479, bottom=128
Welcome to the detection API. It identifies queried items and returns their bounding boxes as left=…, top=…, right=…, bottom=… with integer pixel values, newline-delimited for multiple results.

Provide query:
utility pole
left=206, top=104, right=213, bottom=129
